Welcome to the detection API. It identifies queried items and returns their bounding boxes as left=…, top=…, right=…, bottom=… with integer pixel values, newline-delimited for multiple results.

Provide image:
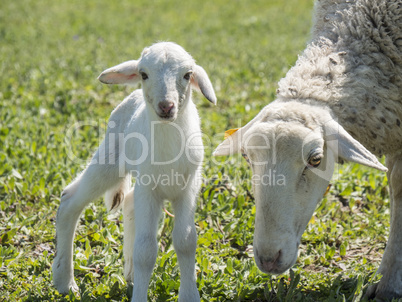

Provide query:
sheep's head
left=214, top=101, right=387, bottom=275
left=98, top=42, right=216, bottom=121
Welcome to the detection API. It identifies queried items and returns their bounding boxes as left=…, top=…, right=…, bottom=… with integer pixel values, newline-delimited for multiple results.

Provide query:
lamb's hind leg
left=122, top=188, right=135, bottom=283
left=52, top=157, right=122, bottom=294
left=366, top=156, right=402, bottom=301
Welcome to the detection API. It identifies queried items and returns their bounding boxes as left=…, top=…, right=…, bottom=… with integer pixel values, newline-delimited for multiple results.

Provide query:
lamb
left=214, top=0, right=402, bottom=300
left=52, top=42, right=217, bottom=302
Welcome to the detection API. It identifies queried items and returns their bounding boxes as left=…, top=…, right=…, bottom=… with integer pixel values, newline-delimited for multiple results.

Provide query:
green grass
left=0, top=0, right=391, bottom=301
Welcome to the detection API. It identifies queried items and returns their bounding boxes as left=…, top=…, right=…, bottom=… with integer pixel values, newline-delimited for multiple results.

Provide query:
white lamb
left=214, top=0, right=401, bottom=300
left=52, top=42, right=216, bottom=302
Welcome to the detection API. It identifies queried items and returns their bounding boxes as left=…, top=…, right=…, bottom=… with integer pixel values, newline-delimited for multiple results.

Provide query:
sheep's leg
left=131, top=187, right=162, bottom=302
left=52, top=152, right=122, bottom=294
left=122, top=188, right=135, bottom=283
left=172, top=189, right=200, bottom=302
left=366, top=156, right=402, bottom=300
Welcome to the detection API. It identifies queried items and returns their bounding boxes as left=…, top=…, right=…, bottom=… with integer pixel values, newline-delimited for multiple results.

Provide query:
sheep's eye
left=140, top=72, right=148, bottom=80
left=308, top=155, right=322, bottom=168
left=184, top=72, right=192, bottom=81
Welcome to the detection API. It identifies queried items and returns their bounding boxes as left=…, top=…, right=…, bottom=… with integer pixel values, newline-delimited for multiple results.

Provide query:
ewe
left=214, top=0, right=401, bottom=300
left=52, top=42, right=216, bottom=302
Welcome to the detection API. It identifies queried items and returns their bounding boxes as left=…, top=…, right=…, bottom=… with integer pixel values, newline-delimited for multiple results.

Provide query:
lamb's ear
left=191, top=65, right=217, bottom=105
left=98, top=60, right=140, bottom=86
left=325, top=120, right=387, bottom=171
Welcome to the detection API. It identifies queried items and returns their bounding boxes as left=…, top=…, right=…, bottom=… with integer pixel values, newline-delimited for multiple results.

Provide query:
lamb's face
left=98, top=42, right=216, bottom=120
left=138, top=43, right=196, bottom=122
left=241, top=122, right=334, bottom=274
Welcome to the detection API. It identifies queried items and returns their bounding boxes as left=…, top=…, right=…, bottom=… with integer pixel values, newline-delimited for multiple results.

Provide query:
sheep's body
left=214, top=0, right=402, bottom=300
left=52, top=42, right=216, bottom=302
left=278, top=0, right=402, bottom=156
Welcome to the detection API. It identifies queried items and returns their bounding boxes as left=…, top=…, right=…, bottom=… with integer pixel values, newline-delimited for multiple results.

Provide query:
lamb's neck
left=174, top=99, right=199, bottom=128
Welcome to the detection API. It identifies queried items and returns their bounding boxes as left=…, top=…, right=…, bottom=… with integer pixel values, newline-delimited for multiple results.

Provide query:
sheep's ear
left=213, top=105, right=270, bottom=156
left=325, top=120, right=387, bottom=171
left=98, top=60, right=140, bottom=86
left=213, top=128, right=242, bottom=156
left=191, top=65, right=217, bottom=105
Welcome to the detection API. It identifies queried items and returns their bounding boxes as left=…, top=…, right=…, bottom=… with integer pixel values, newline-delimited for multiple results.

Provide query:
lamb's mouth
left=157, top=113, right=176, bottom=121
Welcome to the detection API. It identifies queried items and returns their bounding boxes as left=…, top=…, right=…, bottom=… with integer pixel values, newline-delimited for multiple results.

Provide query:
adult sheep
left=214, top=0, right=402, bottom=300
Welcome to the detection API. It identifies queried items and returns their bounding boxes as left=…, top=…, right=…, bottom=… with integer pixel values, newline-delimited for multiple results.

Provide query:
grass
left=0, top=0, right=392, bottom=301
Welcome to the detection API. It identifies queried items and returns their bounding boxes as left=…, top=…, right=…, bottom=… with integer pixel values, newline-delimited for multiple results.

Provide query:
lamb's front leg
left=131, top=187, right=162, bottom=302
left=172, top=189, right=200, bottom=302
left=366, top=156, right=402, bottom=301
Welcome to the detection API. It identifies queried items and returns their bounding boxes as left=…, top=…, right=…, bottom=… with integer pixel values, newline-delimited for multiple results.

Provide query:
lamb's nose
left=159, top=101, right=174, bottom=114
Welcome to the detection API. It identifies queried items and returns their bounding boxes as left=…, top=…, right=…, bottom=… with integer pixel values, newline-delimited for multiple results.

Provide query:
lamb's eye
left=308, top=155, right=322, bottom=168
left=140, top=72, right=148, bottom=80
left=184, top=72, right=192, bottom=81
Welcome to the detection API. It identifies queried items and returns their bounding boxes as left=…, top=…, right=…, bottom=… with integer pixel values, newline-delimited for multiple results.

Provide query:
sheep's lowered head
left=214, top=101, right=387, bottom=274
left=98, top=42, right=216, bottom=121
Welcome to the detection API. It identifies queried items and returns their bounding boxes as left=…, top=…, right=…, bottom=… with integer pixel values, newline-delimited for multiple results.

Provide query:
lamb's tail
left=104, top=174, right=132, bottom=212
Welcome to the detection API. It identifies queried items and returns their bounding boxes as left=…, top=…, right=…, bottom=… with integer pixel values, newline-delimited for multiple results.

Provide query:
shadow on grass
left=23, top=272, right=376, bottom=302
left=237, top=272, right=375, bottom=302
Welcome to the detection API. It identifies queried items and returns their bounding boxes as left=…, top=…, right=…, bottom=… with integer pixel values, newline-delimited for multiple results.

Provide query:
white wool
left=52, top=42, right=216, bottom=302
left=214, top=1, right=401, bottom=299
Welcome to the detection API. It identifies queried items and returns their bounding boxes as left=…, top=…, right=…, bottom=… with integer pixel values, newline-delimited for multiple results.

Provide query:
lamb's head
left=214, top=101, right=387, bottom=275
left=98, top=42, right=216, bottom=121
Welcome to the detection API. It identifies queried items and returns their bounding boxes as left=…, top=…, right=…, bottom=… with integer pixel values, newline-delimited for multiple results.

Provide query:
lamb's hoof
left=365, top=282, right=402, bottom=302
left=53, top=272, right=79, bottom=296
left=124, top=261, right=134, bottom=284
left=56, top=283, right=79, bottom=296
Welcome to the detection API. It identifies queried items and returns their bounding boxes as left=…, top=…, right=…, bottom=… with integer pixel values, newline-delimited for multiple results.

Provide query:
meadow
left=0, top=0, right=391, bottom=301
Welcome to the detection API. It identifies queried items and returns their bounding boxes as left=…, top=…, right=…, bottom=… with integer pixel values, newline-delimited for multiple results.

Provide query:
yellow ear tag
left=324, top=184, right=331, bottom=197
left=224, top=128, right=239, bottom=139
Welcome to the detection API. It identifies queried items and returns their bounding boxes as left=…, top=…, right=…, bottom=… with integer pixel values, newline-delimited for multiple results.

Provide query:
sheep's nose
left=159, top=101, right=174, bottom=114
left=259, top=250, right=282, bottom=273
